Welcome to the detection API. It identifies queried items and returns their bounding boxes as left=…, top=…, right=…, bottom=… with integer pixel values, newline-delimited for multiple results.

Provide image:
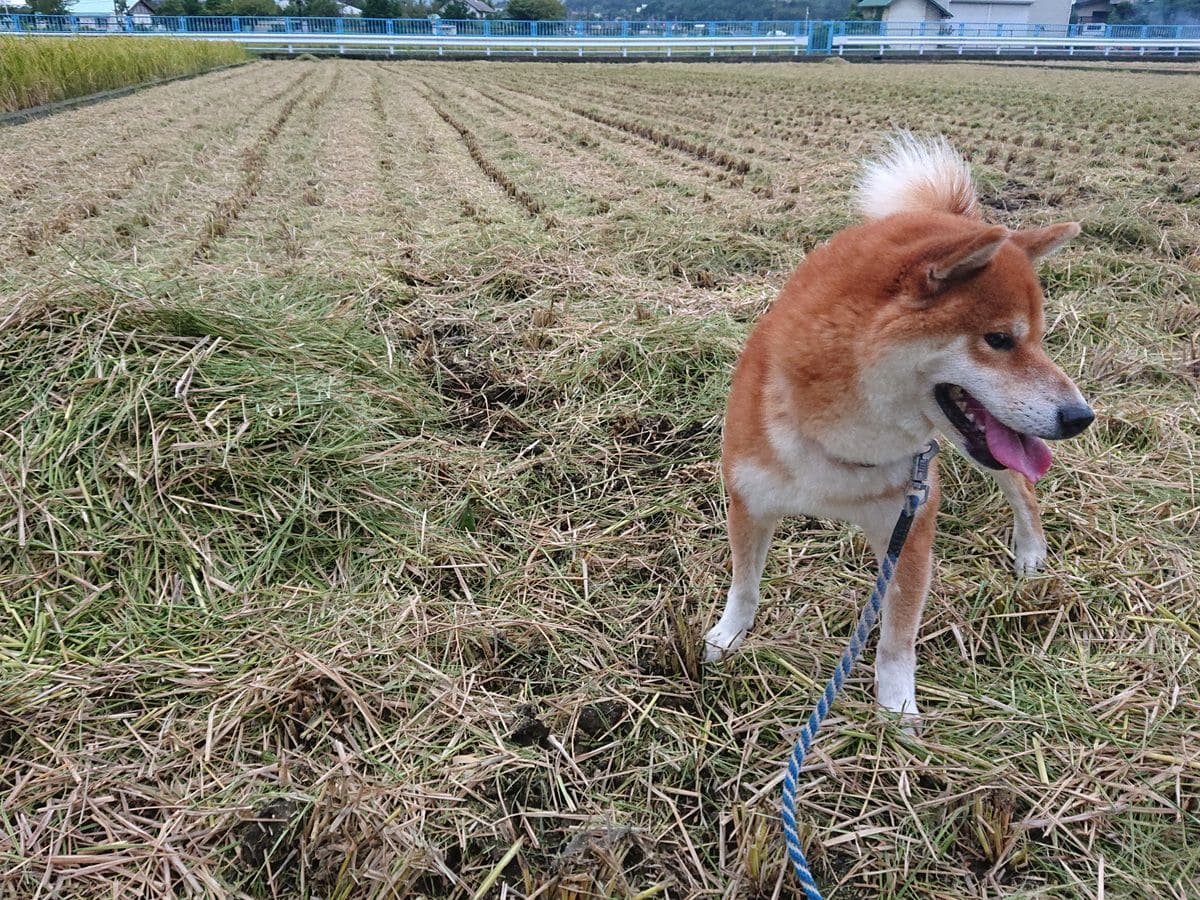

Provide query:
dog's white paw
left=877, top=691, right=921, bottom=719
left=1013, top=537, right=1047, bottom=576
left=703, top=623, right=746, bottom=663
left=878, top=699, right=923, bottom=735
left=872, top=702, right=924, bottom=735
left=876, top=656, right=920, bottom=730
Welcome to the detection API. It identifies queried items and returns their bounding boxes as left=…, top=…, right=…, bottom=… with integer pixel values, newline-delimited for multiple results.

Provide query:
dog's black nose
left=1056, top=403, right=1095, bottom=438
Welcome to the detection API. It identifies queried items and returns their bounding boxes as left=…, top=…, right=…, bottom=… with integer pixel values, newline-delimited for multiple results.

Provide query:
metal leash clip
left=907, top=440, right=940, bottom=508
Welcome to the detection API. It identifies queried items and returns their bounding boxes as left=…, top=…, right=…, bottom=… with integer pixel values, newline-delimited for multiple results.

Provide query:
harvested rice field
left=1, top=58, right=1198, bottom=898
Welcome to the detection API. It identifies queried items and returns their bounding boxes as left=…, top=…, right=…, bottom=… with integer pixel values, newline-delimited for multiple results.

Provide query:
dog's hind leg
left=704, top=493, right=777, bottom=662
left=858, top=468, right=941, bottom=722
left=990, top=469, right=1047, bottom=575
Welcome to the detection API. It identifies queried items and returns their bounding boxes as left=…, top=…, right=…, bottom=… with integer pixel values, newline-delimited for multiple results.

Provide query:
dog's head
left=867, top=217, right=1093, bottom=482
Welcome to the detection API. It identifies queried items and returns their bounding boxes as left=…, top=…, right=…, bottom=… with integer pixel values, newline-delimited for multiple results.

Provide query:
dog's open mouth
left=934, top=384, right=1052, bottom=482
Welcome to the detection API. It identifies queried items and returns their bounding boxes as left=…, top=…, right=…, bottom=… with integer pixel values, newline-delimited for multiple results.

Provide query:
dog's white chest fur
left=731, top=426, right=912, bottom=523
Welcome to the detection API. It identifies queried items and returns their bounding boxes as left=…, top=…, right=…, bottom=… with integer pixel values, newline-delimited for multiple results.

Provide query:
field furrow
left=414, top=72, right=801, bottom=295
left=419, top=82, right=556, bottom=224
left=510, top=69, right=778, bottom=165
left=7, top=63, right=318, bottom=275
left=429, top=85, right=624, bottom=224
left=202, top=62, right=404, bottom=270
left=461, top=79, right=748, bottom=211
left=374, top=66, right=532, bottom=238
left=198, top=65, right=344, bottom=271
left=0, top=64, right=251, bottom=214
left=0, top=65, right=291, bottom=261
left=189, top=67, right=333, bottom=263
left=500, top=78, right=743, bottom=185
left=245, top=64, right=397, bottom=280
left=72, top=63, right=320, bottom=272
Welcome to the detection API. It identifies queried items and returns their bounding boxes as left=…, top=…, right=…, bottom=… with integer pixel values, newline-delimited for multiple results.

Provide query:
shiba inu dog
left=704, top=134, right=1094, bottom=722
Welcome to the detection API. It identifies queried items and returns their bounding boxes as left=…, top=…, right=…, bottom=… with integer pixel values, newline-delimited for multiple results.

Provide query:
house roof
left=464, top=0, right=495, bottom=11
left=858, top=0, right=953, bottom=13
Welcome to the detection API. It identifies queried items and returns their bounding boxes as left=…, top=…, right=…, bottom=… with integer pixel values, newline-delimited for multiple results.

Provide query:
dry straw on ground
left=1, top=59, right=1197, bottom=898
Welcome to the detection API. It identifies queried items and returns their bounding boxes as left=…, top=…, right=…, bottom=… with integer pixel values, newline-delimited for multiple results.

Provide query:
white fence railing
left=833, top=33, right=1200, bottom=56
left=0, top=29, right=811, bottom=57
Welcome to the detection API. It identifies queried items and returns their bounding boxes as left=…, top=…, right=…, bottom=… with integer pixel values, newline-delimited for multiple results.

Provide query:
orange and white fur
left=704, top=134, right=1094, bottom=722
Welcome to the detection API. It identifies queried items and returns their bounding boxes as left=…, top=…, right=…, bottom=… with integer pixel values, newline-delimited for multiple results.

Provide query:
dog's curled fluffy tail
left=855, top=132, right=978, bottom=221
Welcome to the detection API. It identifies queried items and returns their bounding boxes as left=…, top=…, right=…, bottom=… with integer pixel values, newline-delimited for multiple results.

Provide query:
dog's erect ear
left=1010, top=222, right=1081, bottom=261
left=926, top=224, right=1009, bottom=287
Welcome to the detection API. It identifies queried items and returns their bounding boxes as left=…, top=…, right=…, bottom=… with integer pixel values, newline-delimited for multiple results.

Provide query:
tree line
left=0, top=0, right=575, bottom=20
left=565, top=0, right=851, bottom=20
left=11, top=0, right=1194, bottom=25
left=5, top=0, right=858, bottom=19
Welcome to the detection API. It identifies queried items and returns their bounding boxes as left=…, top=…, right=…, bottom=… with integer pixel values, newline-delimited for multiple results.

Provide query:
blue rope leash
left=781, top=441, right=939, bottom=899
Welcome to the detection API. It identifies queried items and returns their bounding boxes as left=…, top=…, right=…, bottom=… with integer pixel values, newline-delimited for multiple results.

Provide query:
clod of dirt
left=509, top=705, right=550, bottom=748
left=236, top=797, right=306, bottom=879
left=576, top=700, right=626, bottom=740
left=516, top=702, right=540, bottom=719
left=635, top=644, right=675, bottom=678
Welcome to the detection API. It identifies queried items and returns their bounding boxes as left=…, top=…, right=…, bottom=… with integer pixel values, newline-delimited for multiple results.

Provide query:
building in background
left=127, top=0, right=160, bottom=21
left=949, top=0, right=1071, bottom=23
left=857, top=0, right=1072, bottom=24
left=1072, top=0, right=1114, bottom=21
left=857, top=0, right=952, bottom=21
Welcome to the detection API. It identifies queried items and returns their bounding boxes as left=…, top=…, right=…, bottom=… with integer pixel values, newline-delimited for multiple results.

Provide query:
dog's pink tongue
left=981, top=409, right=1053, bottom=482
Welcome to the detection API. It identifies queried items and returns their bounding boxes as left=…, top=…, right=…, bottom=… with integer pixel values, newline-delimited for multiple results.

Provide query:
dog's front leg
left=989, top=468, right=1047, bottom=575
left=704, top=493, right=777, bottom=662
left=859, top=470, right=940, bottom=722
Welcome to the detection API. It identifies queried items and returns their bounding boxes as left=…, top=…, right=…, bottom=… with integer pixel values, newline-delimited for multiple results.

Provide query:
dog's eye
left=984, top=332, right=1015, bottom=351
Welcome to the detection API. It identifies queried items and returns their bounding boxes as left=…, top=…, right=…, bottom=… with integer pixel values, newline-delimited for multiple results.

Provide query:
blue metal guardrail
left=2, top=14, right=1198, bottom=42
